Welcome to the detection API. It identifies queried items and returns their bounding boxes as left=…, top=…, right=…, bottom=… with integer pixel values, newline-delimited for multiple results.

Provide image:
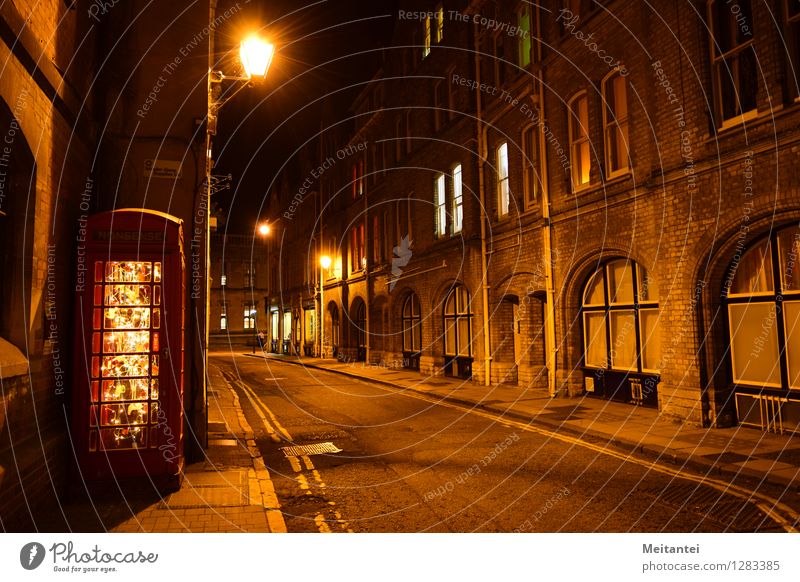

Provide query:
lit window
left=521, top=126, right=538, bottom=209
left=423, top=15, right=431, bottom=58
left=220, top=274, right=227, bottom=286
left=725, top=225, right=800, bottom=390
left=244, top=305, right=256, bottom=330
left=220, top=314, right=227, bottom=330
left=568, top=92, right=591, bottom=190
left=602, top=70, right=630, bottom=177
left=452, top=164, right=463, bottom=233
left=435, top=173, right=447, bottom=237
left=708, top=0, right=758, bottom=126
left=436, top=5, right=444, bottom=43
left=581, top=259, right=660, bottom=373
left=785, top=1, right=800, bottom=100
left=518, top=3, right=532, bottom=68
left=496, top=142, right=510, bottom=216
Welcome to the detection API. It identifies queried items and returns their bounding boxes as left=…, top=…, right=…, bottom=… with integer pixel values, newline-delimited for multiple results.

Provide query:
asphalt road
left=211, top=352, right=796, bottom=533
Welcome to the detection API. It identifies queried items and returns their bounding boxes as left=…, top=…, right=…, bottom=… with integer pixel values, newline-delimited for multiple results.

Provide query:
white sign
left=144, top=159, right=183, bottom=179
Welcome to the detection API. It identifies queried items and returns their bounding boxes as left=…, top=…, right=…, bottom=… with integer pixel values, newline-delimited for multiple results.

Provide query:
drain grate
left=280, top=442, right=343, bottom=457
left=643, top=484, right=772, bottom=531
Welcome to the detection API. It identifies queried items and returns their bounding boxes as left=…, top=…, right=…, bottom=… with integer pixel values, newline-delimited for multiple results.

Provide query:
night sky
left=213, top=0, right=398, bottom=232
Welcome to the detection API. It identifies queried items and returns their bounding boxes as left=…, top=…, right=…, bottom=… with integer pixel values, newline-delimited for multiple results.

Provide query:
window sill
left=716, top=109, right=759, bottom=133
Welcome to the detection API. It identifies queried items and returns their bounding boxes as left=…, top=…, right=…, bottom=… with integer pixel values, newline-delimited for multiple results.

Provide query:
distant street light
left=318, top=255, right=332, bottom=358
left=258, top=223, right=271, bottom=236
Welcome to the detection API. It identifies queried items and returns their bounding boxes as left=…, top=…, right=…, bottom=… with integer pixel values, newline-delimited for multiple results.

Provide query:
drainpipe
left=535, top=18, right=558, bottom=398
left=472, top=17, right=491, bottom=386
left=364, top=150, right=370, bottom=364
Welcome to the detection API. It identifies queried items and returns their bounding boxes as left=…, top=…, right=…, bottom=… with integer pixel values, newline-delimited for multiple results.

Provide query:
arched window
left=443, top=285, right=472, bottom=361
left=402, top=294, right=422, bottom=352
left=581, top=259, right=661, bottom=373
left=402, top=293, right=422, bottom=370
left=725, top=226, right=800, bottom=391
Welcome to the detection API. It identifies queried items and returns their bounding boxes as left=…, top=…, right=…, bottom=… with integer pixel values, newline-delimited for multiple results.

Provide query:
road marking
left=222, top=366, right=344, bottom=533
left=265, top=362, right=799, bottom=534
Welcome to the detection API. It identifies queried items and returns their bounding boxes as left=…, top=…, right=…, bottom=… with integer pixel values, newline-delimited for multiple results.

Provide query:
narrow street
left=210, top=353, right=797, bottom=533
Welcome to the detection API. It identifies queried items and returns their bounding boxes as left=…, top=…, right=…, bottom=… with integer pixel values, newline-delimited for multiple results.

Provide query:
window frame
left=707, top=0, right=759, bottom=129
left=434, top=172, right=448, bottom=238
left=521, top=125, right=538, bottom=210
left=443, top=285, right=473, bottom=358
left=402, top=293, right=423, bottom=353
left=602, top=69, right=631, bottom=179
left=517, top=2, right=533, bottom=68
left=581, top=260, right=660, bottom=374
left=568, top=91, right=592, bottom=192
left=452, top=164, right=463, bottom=233
left=496, top=142, right=510, bottom=218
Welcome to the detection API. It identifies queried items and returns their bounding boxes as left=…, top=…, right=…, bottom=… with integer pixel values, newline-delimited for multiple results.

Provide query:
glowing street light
left=318, top=255, right=332, bottom=358
left=258, top=223, right=271, bottom=236
left=240, top=35, right=275, bottom=78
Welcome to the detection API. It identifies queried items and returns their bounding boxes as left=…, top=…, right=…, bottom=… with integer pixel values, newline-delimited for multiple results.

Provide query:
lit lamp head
left=258, top=223, right=271, bottom=236
left=240, top=35, right=275, bottom=78
left=320, top=255, right=332, bottom=270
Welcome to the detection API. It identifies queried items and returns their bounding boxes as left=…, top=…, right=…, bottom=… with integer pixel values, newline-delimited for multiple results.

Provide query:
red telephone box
left=72, top=209, right=185, bottom=487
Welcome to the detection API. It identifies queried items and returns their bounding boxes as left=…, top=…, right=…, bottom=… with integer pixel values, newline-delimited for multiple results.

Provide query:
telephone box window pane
left=101, top=354, right=150, bottom=378
left=93, top=285, right=103, bottom=306
left=105, top=285, right=151, bottom=306
left=94, top=261, right=104, bottom=282
left=607, top=261, right=634, bottom=304
left=150, top=379, right=159, bottom=399
left=104, top=308, right=150, bottom=329
left=609, top=311, right=637, bottom=371
left=100, top=402, right=149, bottom=426
left=154, top=262, right=161, bottom=282
left=91, top=356, right=100, bottom=378
left=100, top=427, right=147, bottom=450
left=728, top=303, right=781, bottom=386
left=105, top=261, right=152, bottom=283
left=102, top=379, right=149, bottom=401
left=89, top=406, right=98, bottom=426
left=785, top=301, right=800, bottom=389
left=583, top=312, right=607, bottom=368
left=730, top=239, right=774, bottom=295
left=151, top=355, right=159, bottom=376
left=153, top=285, right=161, bottom=305
left=152, top=309, right=161, bottom=329
left=150, top=401, right=160, bottom=423
left=103, top=331, right=150, bottom=353
left=93, top=309, right=102, bottom=330
left=152, top=332, right=160, bottom=352
left=92, top=332, right=101, bottom=354
left=91, top=381, right=99, bottom=402
left=639, top=308, right=661, bottom=371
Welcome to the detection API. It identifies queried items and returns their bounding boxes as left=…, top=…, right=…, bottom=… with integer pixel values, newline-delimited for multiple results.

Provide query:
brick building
left=267, top=0, right=800, bottom=436
left=0, top=0, right=217, bottom=529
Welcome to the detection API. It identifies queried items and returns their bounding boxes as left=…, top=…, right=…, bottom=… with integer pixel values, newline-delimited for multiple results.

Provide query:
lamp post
left=319, top=255, right=332, bottom=358
left=255, top=222, right=271, bottom=352
left=204, top=33, right=274, bottom=433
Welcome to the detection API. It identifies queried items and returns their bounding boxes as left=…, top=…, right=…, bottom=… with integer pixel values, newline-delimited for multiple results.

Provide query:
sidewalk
left=111, top=364, right=286, bottom=532
left=249, top=353, right=800, bottom=490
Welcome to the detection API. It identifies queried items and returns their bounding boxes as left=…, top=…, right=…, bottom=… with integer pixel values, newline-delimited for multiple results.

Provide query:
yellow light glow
left=320, top=255, right=332, bottom=269
left=258, top=223, right=271, bottom=236
left=240, top=35, right=274, bottom=78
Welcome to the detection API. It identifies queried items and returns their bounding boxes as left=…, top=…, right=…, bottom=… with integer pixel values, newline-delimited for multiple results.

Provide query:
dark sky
left=213, top=0, right=398, bottom=233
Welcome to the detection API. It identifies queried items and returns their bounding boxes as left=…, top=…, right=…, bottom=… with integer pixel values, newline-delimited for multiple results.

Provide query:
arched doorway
left=351, top=298, right=367, bottom=362
left=443, top=285, right=473, bottom=379
left=581, top=259, right=661, bottom=407
left=723, top=225, right=800, bottom=433
left=401, top=292, right=422, bottom=370
left=328, top=302, right=340, bottom=358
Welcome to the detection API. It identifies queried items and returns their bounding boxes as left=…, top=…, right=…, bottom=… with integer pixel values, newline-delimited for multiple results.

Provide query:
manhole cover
left=280, top=442, right=343, bottom=457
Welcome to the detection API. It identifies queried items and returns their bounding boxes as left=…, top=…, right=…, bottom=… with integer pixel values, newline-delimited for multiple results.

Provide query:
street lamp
left=203, top=33, right=274, bottom=441
left=256, top=222, right=272, bottom=351
left=319, top=255, right=332, bottom=358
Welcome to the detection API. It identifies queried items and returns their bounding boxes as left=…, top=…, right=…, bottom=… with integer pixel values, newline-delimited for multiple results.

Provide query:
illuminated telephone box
left=73, top=209, right=185, bottom=487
